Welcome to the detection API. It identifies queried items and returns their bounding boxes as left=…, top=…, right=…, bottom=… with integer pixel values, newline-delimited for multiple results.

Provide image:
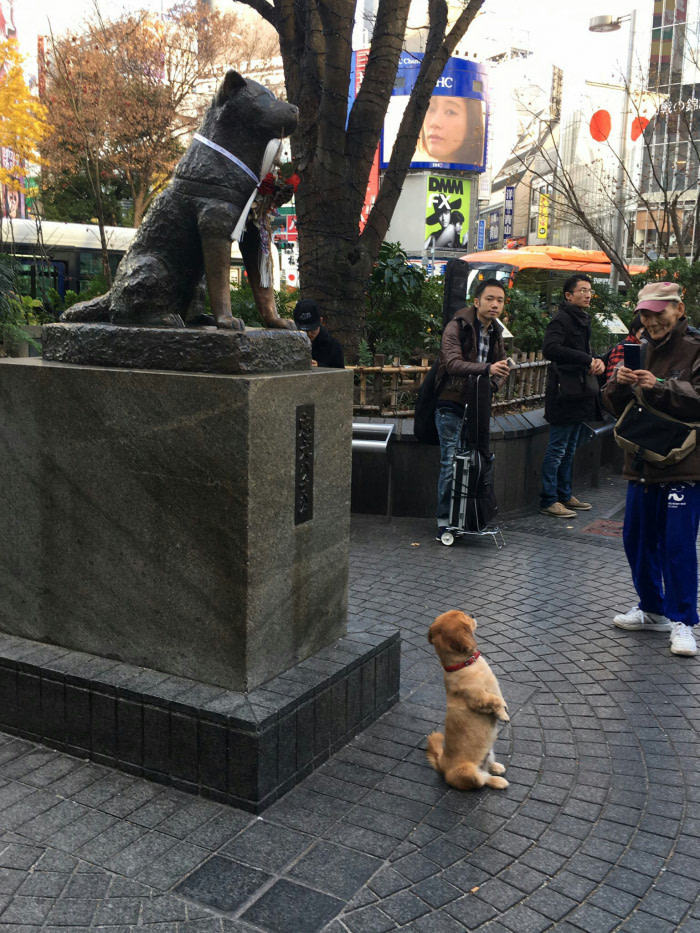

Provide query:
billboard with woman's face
left=381, top=55, right=488, bottom=172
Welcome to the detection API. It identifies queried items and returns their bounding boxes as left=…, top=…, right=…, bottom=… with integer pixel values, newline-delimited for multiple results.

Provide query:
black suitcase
left=450, top=448, right=497, bottom=531
left=448, top=374, right=498, bottom=532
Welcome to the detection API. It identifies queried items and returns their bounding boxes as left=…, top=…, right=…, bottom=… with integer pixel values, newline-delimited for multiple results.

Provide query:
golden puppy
left=427, top=610, right=509, bottom=790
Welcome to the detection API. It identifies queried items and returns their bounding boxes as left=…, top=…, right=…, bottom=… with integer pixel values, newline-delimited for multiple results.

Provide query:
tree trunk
left=294, top=155, right=374, bottom=360
left=86, top=154, right=113, bottom=288
left=241, top=0, right=484, bottom=359
left=298, top=227, right=373, bottom=359
left=132, top=189, right=147, bottom=227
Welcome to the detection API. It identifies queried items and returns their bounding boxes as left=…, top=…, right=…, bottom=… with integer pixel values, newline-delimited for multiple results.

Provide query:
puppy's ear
left=460, top=613, right=477, bottom=633
left=217, top=70, right=246, bottom=105
left=445, top=627, right=473, bottom=653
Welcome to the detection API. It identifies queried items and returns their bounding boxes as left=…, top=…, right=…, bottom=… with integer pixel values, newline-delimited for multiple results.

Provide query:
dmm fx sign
left=427, top=176, right=465, bottom=196
left=537, top=192, right=549, bottom=239
left=424, top=175, right=470, bottom=250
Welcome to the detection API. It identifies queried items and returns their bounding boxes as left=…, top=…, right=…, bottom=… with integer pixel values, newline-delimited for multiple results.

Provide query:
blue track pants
left=623, top=481, right=700, bottom=627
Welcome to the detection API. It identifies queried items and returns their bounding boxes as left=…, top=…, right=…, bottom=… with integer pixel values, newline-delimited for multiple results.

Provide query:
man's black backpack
left=413, top=359, right=444, bottom=445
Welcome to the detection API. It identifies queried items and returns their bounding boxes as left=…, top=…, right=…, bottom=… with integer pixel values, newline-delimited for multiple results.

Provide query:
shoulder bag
left=554, top=363, right=600, bottom=400
left=614, top=395, right=698, bottom=469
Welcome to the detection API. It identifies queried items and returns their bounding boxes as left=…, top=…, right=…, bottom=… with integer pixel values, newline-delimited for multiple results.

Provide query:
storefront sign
left=503, top=185, right=515, bottom=240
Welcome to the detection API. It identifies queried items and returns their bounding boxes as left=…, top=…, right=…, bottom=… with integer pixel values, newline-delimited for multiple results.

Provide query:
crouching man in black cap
left=293, top=299, right=345, bottom=368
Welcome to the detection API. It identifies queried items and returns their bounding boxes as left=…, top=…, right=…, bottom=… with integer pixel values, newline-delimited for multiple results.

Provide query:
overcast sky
left=13, top=0, right=651, bottom=88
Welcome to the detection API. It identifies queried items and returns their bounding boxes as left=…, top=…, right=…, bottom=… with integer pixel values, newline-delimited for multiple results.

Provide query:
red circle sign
left=630, top=116, right=650, bottom=141
left=590, top=109, right=612, bottom=142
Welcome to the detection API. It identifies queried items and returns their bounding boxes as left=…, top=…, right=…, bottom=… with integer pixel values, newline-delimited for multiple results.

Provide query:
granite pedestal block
left=0, top=626, right=400, bottom=811
left=0, top=358, right=352, bottom=692
left=41, top=322, right=311, bottom=374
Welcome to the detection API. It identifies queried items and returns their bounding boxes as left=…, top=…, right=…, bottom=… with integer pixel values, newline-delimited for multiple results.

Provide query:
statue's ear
left=216, top=70, right=246, bottom=106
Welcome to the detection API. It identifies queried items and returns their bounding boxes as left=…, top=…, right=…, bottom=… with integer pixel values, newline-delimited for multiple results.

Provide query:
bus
left=459, top=244, right=647, bottom=307
left=0, top=219, right=247, bottom=300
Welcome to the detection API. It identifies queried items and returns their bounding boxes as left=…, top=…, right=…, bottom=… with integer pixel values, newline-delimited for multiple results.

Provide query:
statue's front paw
left=215, top=315, right=244, bottom=331
left=271, top=318, right=296, bottom=330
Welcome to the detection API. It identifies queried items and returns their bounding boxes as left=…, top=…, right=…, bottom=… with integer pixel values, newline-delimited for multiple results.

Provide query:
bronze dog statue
left=62, top=71, right=298, bottom=330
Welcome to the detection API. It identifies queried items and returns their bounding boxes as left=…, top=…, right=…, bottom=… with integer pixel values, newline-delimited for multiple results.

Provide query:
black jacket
left=311, top=326, right=344, bottom=368
left=543, top=301, right=601, bottom=424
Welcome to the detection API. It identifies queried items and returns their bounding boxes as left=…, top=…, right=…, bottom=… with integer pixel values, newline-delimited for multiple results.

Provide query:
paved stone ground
left=1, top=472, right=699, bottom=932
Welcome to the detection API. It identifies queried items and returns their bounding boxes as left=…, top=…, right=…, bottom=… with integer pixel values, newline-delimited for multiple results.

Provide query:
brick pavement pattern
left=0, top=473, right=699, bottom=931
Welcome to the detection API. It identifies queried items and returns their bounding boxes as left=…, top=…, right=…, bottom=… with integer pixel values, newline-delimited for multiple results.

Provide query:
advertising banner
left=477, top=220, right=485, bottom=250
left=1, top=148, right=25, bottom=219
left=537, top=192, right=549, bottom=239
left=350, top=49, right=380, bottom=233
left=424, top=174, right=470, bottom=250
left=487, top=210, right=500, bottom=244
left=503, top=185, right=515, bottom=240
left=382, top=54, right=488, bottom=172
left=1, top=4, right=26, bottom=219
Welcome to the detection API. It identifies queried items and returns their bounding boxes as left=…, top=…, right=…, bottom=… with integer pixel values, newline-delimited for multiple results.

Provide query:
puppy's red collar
left=443, top=651, right=481, bottom=672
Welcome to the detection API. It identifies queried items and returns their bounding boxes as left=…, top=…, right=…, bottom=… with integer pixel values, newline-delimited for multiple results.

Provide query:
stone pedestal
left=0, top=357, right=352, bottom=692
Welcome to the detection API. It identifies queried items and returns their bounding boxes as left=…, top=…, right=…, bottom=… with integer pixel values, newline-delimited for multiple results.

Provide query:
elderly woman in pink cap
left=603, top=282, right=700, bottom=657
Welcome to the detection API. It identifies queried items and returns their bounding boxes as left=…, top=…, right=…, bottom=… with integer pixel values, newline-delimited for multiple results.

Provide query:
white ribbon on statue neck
left=190, top=134, right=284, bottom=244
left=193, top=133, right=260, bottom=185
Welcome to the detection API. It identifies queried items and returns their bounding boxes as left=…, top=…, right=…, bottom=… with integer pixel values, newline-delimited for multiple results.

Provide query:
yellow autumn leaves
left=0, top=37, right=46, bottom=192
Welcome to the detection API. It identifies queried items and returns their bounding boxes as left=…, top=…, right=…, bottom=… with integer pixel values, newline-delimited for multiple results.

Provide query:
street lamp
left=589, top=10, right=637, bottom=292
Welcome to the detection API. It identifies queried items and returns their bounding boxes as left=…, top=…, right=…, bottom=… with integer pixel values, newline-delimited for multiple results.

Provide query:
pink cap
left=635, top=281, right=683, bottom=313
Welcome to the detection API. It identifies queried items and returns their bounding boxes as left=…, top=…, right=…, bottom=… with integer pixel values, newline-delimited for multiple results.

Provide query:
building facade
left=637, top=0, right=700, bottom=259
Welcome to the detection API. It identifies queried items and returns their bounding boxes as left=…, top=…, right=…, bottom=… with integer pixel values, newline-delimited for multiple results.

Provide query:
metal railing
left=349, top=352, right=549, bottom=417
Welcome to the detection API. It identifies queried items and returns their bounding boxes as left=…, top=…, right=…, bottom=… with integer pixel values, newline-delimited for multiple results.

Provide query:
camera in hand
left=623, top=343, right=642, bottom=370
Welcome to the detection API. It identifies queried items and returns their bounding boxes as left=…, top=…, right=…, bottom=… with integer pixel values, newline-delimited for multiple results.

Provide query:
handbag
left=614, top=395, right=698, bottom=468
left=554, top=363, right=600, bottom=400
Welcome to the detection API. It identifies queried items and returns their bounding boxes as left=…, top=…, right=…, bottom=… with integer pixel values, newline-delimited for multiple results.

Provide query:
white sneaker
left=669, top=622, right=698, bottom=656
left=613, top=607, right=671, bottom=631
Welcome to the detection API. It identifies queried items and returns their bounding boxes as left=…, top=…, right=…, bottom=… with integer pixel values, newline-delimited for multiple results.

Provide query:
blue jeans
left=540, top=423, right=585, bottom=507
left=435, top=407, right=463, bottom=526
left=624, top=482, right=700, bottom=627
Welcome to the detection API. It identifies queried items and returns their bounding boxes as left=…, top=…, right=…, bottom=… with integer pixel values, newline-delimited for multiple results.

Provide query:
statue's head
left=213, top=71, right=298, bottom=140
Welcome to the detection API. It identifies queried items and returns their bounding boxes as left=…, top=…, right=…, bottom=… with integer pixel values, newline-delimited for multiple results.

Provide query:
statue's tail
left=60, top=294, right=110, bottom=323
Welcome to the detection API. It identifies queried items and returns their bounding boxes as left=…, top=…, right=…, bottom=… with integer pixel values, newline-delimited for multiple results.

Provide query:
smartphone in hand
left=623, top=343, right=642, bottom=370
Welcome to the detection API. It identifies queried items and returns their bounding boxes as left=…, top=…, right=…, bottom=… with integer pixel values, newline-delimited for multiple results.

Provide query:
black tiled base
left=0, top=627, right=400, bottom=812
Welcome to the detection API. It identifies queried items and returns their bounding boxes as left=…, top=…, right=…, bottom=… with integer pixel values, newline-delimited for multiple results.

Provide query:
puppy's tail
left=426, top=732, right=444, bottom=772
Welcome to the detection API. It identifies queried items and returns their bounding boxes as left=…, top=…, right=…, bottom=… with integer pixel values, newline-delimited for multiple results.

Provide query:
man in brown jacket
left=603, top=281, right=700, bottom=656
left=434, top=278, right=509, bottom=540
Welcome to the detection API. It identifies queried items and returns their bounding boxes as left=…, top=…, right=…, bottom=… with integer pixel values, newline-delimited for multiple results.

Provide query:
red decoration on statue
left=258, top=173, right=276, bottom=196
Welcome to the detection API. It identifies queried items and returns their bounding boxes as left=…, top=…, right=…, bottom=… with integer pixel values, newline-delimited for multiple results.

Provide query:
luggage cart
left=439, top=523, right=505, bottom=549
